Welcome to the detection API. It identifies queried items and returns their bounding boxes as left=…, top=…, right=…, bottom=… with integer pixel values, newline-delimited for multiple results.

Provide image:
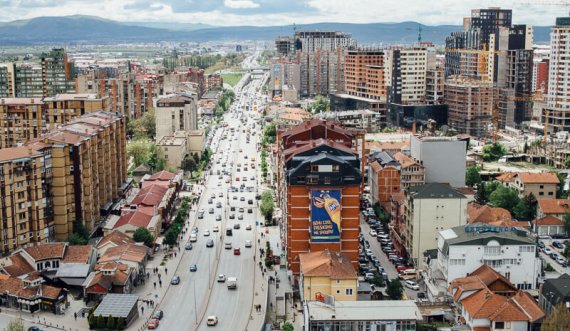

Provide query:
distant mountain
left=128, top=22, right=215, bottom=32
left=0, top=15, right=553, bottom=45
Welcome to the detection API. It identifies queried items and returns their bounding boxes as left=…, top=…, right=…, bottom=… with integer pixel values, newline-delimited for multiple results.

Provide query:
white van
left=398, top=269, right=418, bottom=280
left=207, top=316, right=218, bottom=326
left=189, top=234, right=197, bottom=242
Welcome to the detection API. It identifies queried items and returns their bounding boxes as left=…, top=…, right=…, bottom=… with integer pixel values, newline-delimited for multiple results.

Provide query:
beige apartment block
left=43, top=94, right=111, bottom=131
left=0, top=146, right=49, bottom=255
left=0, top=98, right=44, bottom=148
left=157, top=135, right=187, bottom=169
left=155, top=94, right=198, bottom=140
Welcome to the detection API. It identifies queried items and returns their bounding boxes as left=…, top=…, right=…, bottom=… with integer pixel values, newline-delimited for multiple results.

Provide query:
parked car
left=544, top=247, right=553, bottom=255
left=553, top=241, right=565, bottom=249
left=369, top=230, right=377, bottom=237
left=206, top=239, right=214, bottom=247
left=405, top=280, right=420, bottom=290
left=148, top=318, right=160, bottom=329
left=152, top=310, right=164, bottom=320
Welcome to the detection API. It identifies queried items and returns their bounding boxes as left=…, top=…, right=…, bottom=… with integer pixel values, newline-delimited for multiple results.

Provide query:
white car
left=369, top=230, right=377, bottom=237
left=204, top=230, right=210, bottom=237
left=213, top=225, right=219, bottom=232
left=217, top=274, right=226, bottom=282
left=245, top=240, right=252, bottom=248
left=405, top=280, right=420, bottom=291
left=544, top=247, right=553, bottom=255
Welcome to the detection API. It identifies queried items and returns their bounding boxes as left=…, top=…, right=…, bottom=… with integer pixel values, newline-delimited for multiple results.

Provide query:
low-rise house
left=467, top=203, right=512, bottom=226
left=449, top=265, right=545, bottom=331
left=537, top=198, right=570, bottom=219
left=299, top=250, right=358, bottom=302
left=97, top=244, right=148, bottom=283
left=392, top=152, right=425, bottom=189
left=303, top=300, right=422, bottom=331
left=511, top=172, right=559, bottom=198
left=104, top=210, right=161, bottom=239
left=96, top=231, right=136, bottom=257
left=539, top=273, right=570, bottom=315
left=368, top=151, right=401, bottom=205
left=425, top=224, right=540, bottom=302
left=0, top=273, right=68, bottom=314
left=83, top=261, right=135, bottom=302
left=533, top=215, right=565, bottom=236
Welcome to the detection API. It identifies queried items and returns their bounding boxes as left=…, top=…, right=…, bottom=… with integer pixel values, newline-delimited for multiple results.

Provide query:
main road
left=157, top=53, right=266, bottom=331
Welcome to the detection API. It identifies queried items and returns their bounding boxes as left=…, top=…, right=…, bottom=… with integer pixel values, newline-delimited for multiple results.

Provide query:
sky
left=0, top=0, right=565, bottom=27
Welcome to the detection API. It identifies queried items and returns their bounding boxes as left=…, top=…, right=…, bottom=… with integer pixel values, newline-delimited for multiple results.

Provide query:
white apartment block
left=432, top=224, right=540, bottom=292
left=545, top=17, right=570, bottom=132
left=399, top=49, right=428, bottom=104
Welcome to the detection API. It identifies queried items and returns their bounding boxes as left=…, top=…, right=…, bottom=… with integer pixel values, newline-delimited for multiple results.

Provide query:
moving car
left=204, top=230, right=211, bottom=236
left=246, top=225, right=252, bottom=230
left=206, top=239, right=214, bottom=247
left=217, top=274, right=226, bottom=282
left=245, top=240, right=252, bottom=248
left=190, top=264, right=198, bottom=272
left=225, top=242, right=232, bottom=249
left=147, top=318, right=160, bottom=329
left=233, top=223, right=241, bottom=229
left=185, top=242, right=193, bottom=250
left=207, top=316, right=218, bottom=326
left=213, top=225, right=219, bottom=232
left=170, top=276, right=180, bottom=285
left=234, top=248, right=241, bottom=255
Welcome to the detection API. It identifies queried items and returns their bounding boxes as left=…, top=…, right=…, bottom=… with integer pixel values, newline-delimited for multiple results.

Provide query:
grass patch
left=221, top=73, right=243, bottom=87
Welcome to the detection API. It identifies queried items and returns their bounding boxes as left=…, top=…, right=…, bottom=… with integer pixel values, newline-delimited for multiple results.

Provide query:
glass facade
left=308, top=320, right=417, bottom=331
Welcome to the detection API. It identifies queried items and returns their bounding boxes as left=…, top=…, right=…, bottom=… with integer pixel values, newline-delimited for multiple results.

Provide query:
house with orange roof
left=96, top=231, right=136, bottom=257
left=0, top=275, right=68, bottom=314
left=511, top=172, right=559, bottom=198
left=98, top=244, right=148, bottom=281
left=533, top=215, right=565, bottom=236
left=467, top=203, right=513, bottom=226
left=82, top=261, right=135, bottom=302
left=537, top=198, right=570, bottom=219
left=448, top=265, right=544, bottom=331
left=103, top=210, right=161, bottom=239
left=124, top=175, right=177, bottom=227
left=299, top=250, right=358, bottom=302
left=425, top=224, right=541, bottom=301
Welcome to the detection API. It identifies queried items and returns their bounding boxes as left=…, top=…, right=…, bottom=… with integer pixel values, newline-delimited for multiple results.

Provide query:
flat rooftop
left=306, top=300, right=422, bottom=321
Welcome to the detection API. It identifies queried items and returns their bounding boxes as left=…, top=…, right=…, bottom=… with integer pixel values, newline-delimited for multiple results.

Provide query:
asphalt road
left=158, top=53, right=265, bottom=331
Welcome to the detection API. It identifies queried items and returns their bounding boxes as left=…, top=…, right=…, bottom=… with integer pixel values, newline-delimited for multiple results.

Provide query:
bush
left=96, top=315, right=105, bottom=329
left=545, top=263, right=555, bottom=272
left=106, top=316, right=116, bottom=329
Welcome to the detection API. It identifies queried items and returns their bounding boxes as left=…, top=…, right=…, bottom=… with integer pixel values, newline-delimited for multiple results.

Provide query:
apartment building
left=387, top=48, right=428, bottom=105
left=445, top=76, right=495, bottom=137
left=13, top=63, right=43, bottom=97
left=299, top=50, right=345, bottom=97
left=43, top=94, right=111, bottom=131
left=368, top=151, right=401, bottom=205
left=0, top=98, right=44, bottom=148
left=314, top=109, right=380, bottom=132
left=30, top=111, right=128, bottom=240
left=277, top=120, right=363, bottom=275
left=270, top=61, right=301, bottom=100
left=294, top=31, right=356, bottom=53
left=533, top=58, right=549, bottom=93
left=0, top=146, right=50, bottom=255
left=155, top=93, right=198, bottom=140
left=511, top=172, right=559, bottom=198
left=410, top=135, right=467, bottom=188
left=156, top=134, right=187, bottom=169
left=0, top=64, right=12, bottom=98
left=41, top=48, right=75, bottom=97
left=275, top=36, right=293, bottom=56
left=392, top=152, right=425, bottom=189
left=344, top=49, right=387, bottom=101
left=544, top=17, right=570, bottom=133
left=400, top=183, right=469, bottom=268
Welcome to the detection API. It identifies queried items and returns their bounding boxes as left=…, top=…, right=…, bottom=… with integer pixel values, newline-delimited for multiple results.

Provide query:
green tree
left=127, top=138, right=151, bottom=167
left=523, top=141, right=529, bottom=154
left=565, top=156, right=570, bottom=169
left=371, top=274, right=385, bottom=287
left=6, top=319, right=24, bottom=331
left=481, top=142, right=507, bottom=162
left=564, top=213, right=570, bottom=237
left=192, top=152, right=200, bottom=164
left=181, top=155, right=197, bottom=173
left=133, top=228, right=154, bottom=247
left=283, top=321, right=295, bottom=331
left=476, top=181, right=500, bottom=204
left=164, top=228, right=179, bottom=246
left=106, top=316, right=116, bottom=329
left=147, top=144, right=166, bottom=172
left=201, top=147, right=212, bottom=164
left=513, top=193, right=537, bottom=221
left=557, top=172, right=568, bottom=199
left=541, top=303, right=570, bottom=331
left=88, top=314, right=96, bottom=328
left=260, top=191, right=275, bottom=222
left=307, top=95, right=330, bottom=113
left=116, top=317, right=126, bottom=330
left=386, top=279, right=403, bottom=300
left=489, top=185, right=520, bottom=211
left=263, top=122, right=277, bottom=145
left=96, top=315, right=105, bottom=329
left=465, top=166, right=482, bottom=187
left=68, top=233, right=87, bottom=245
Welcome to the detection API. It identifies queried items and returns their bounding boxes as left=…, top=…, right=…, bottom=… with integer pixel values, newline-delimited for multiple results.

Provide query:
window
left=495, top=322, right=505, bottom=329
left=310, top=165, right=318, bottom=172
left=484, top=246, right=501, bottom=256
left=332, top=165, right=340, bottom=172
left=519, top=246, right=534, bottom=253
left=307, top=177, right=318, bottom=184
left=324, top=177, right=331, bottom=184
left=345, top=288, right=353, bottom=295
left=296, top=176, right=306, bottom=183
left=449, top=259, right=465, bottom=266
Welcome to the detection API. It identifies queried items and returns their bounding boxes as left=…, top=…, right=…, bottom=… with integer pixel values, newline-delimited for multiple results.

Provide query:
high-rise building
left=0, top=98, right=44, bottom=148
left=275, top=36, right=293, bottom=57
left=277, top=119, right=364, bottom=275
left=0, top=146, right=50, bottom=255
left=43, top=94, right=111, bottom=131
left=387, top=48, right=429, bottom=105
left=344, top=49, right=387, bottom=101
left=466, top=7, right=512, bottom=46
left=0, top=64, right=12, bottom=98
left=533, top=59, right=549, bottom=93
left=299, top=50, right=345, bottom=97
left=155, top=93, right=198, bottom=140
left=41, top=48, right=76, bottom=97
left=29, top=111, right=128, bottom=240
left=14, top=63, right=44, bottom=97
left=544, top=17, right=570, bottom=133
left=294, top=31, right=355, bottom=53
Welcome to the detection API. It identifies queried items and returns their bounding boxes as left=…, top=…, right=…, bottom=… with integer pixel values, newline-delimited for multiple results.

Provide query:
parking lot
left=358, top=202, right=423, bottom=301
left=538, top=237, right=569, bottom=274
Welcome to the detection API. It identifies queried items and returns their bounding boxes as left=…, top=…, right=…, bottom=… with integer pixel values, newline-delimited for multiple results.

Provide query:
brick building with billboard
left=276, top=120, right=363, bottom=275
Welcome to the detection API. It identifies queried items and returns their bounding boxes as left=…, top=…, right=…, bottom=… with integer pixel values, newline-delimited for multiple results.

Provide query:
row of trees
left=88, top=315, right=127, bottom=330
left=474, top=181, right=537, bottom=221
left=163, top=197, right=192, bottom=247
left=260, top=191, right=275, bottom=224
left=214, top=89, right=235, bottom=117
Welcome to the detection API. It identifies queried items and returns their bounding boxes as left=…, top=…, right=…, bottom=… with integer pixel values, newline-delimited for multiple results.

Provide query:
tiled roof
left=299, top=250, right=357, bottom=279
left=99, top=244, right=148, bottom=264
left=0, top=277, right=63, bottom=300
left=97, top=230, right=135, bottom=249
left=24, top=243, right=66, bottom=261
left=461, top=288, right=508, bottom=318
left=370, top=160, right=382, bottom=173
left=148, top=170, right=176, bottom=181
left=470, top=265, right=516, bottom=290
left=3, top=254, right=35, bottom=277
left=509, top=291, right=545, bottom=322
left=496, top=172, right=517, bottom=183
left=85, top=262, right=132, bottom=292
left=62, top=245, right=93, bottom=264
left=392, top=152, right=418, bottom=168
left=0, top=146, right=43, bottom=163
left=114, top=211, right=153, bottom=229
left=534, top=215, right=563, bottom=226
left=538, top=198, right=570, bottom=215
left=131, top=184, right=168, bottom=207
left=467, top=203, right=512, bottom=225
left=516, top=172, right=560, bottom=184
left=283, top=138, right=357, bottom=161
left=366, top=141, right=409, bottom=152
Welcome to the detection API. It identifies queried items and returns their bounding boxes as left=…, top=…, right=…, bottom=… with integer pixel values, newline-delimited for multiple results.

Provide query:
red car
left=234, top=248, right=241, bottom=255
left=235, top=177, right=240, bottom=181
left=148, top=318, right=160, bottom=329
left=396, top=265, right=408, bottom=272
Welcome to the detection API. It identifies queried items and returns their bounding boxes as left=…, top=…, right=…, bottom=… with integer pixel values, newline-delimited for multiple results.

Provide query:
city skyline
left=0, top=0, right=566, bottom=27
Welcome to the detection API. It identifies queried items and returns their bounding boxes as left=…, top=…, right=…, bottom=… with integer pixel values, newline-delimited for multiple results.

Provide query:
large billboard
left=310, top=190, right=341, bottom=242
left=273, top=64, right=281, bottom=90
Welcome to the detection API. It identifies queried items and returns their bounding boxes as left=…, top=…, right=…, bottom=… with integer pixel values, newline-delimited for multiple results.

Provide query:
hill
left=0, top=15, right=553, bottom=45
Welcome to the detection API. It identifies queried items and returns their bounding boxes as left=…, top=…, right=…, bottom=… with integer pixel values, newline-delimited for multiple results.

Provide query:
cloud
left=224, top=0, right=259, bottom=9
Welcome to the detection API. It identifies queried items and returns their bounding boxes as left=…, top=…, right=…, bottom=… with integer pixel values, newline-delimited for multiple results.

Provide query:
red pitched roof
left=535, top=215, right=563, bottom=226
left=99, top=244, right=148, bottom=264
left=148, top=170, right=176, bottom=181
left=3, top=254, right=34, bottom=277
left=283, top=138, right=357, bottom=161
left=516, top=172, right=560, bottom=184
left=114, top=211, right=153, bottom=229
left=24, top=243, right=66, bottom=261
left=299, top=250, right=357, bottom=279
left=62, top=245, right=93, bottom=264
left=131, top=184, right=168, bottom=207
left=97, top=230, right=135, bottom=249
left=538, top=198, right=570, bottom=215
left=467, top=203, right=512, bottom=225
left=496, top=172, right=517, bottom=183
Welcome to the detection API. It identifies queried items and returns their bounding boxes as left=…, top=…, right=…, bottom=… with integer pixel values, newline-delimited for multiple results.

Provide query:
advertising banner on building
left=310, top=190, right=341, bottom=242
left=273, top=64, right=281, bottom=90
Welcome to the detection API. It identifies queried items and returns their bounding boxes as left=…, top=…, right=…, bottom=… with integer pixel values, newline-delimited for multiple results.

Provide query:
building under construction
left=445, top=76, right=495, bottom=137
